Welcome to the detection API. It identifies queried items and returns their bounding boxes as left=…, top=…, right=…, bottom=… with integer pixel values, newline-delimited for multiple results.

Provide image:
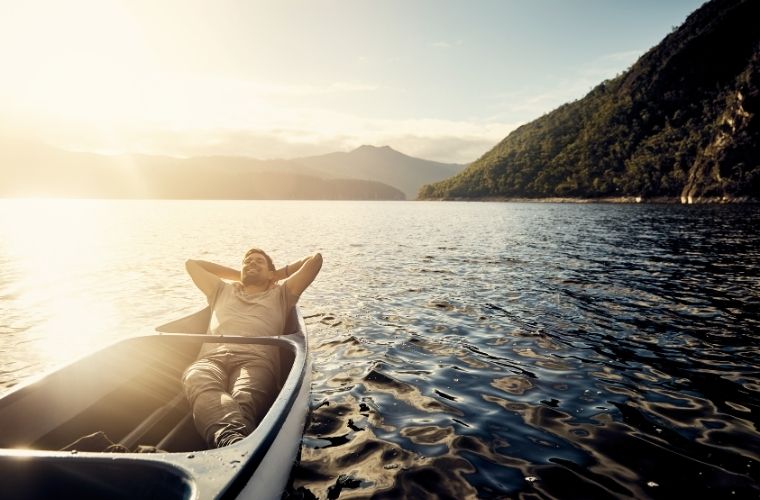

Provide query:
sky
left=0, top=0, right=706, bottom=164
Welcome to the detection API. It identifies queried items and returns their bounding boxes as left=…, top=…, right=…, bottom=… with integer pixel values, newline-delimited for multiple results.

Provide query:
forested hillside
left=419, top=0, right=759, bottom=202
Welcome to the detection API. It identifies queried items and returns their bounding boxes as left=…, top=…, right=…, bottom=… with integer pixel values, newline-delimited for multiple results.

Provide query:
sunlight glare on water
left=0, top=199, right=123, bottom=365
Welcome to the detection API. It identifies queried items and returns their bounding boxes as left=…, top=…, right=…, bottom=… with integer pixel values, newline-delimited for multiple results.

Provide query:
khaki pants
left=182, top=351, right=277, bottom=448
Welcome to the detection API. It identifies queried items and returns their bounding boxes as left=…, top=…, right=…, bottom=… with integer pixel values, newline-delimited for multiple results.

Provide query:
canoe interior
left=0, top=457, right=193, bottom=500
left=0, top=309, right=300, bottom=454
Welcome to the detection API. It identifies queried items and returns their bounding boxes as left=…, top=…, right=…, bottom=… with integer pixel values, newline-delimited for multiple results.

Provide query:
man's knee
left=182, top=365, right=224, bottom=403
left=231, top=385, right=274, bottom=422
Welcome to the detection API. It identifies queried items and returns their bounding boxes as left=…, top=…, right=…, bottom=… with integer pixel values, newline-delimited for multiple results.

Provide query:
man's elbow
left=311, top=252, right=323, bottom=269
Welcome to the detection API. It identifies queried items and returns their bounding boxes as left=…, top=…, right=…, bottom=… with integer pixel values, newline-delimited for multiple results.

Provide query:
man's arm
left=185, top=259, right=239, bottom=299
left=280, top=253, right=323, bottom=299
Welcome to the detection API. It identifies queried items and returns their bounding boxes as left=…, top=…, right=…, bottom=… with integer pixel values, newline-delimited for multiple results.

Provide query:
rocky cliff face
left=682, top=50, right=760, bottom=203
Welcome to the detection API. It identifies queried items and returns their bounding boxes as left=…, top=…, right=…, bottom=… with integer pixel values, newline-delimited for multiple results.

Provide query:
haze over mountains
left=0, top=141, right=464, bottom=200
left=299, top=145, right=463, bottom=200
left=420, top=0, right=760, bottom=203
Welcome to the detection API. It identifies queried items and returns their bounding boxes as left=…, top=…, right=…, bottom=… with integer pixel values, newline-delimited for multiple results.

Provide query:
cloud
left=18, top=112, right=517, bottom=164
left=239, top=116, right=516, bottom=163
left=2, top=68, right=383, bottom=132
left=189, top=125, right=507, bottom=164
left=2, top=67, right=514, bottom=164
left=383, top=134, right=499, bottom=165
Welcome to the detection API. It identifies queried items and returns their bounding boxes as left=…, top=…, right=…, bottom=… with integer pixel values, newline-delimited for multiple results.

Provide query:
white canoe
left=0, top=306, right=311, bottom=499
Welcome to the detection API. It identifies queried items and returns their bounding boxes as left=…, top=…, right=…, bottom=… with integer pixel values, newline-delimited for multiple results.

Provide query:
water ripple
left=1, top=200, right=758, bottom=498
left=289, top=203, right=760, bottom=499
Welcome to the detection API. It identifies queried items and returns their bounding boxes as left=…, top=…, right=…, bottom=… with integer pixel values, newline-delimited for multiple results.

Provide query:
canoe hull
left=0, top=308, right=311, bottom=499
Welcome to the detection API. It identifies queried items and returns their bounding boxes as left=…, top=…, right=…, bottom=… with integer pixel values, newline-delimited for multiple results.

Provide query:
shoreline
left=416, top=195, right=759, bottom=204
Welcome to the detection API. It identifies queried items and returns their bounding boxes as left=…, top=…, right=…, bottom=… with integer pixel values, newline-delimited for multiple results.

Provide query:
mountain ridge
left=296, top=144, right=464, bottom=199
left=1, top=141, right=462, bottom=200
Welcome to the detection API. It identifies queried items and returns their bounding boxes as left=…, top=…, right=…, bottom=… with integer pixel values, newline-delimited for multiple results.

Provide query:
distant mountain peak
left=297, top=145, right=466, bottom=198
left=349, top=144, right=422, bottom=163
left=353, top=144, right=395, bottom=153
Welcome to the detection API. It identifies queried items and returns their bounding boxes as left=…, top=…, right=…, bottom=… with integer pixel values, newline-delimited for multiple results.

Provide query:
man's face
left=241, top=251, right=273, bottom=286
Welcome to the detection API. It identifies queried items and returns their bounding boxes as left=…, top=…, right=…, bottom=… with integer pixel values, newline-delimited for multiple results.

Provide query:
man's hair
left=245, top=248, right=275, bottom=271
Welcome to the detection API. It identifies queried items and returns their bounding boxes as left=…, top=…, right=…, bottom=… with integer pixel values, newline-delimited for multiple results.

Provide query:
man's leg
left=228, top=354, right=279, bottom=433
left=182, top=356, right=249, bottom=448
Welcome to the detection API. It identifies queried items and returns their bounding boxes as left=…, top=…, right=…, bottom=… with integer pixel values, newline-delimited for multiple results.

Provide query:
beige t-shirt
left=198, top=281, right=296, bottom=360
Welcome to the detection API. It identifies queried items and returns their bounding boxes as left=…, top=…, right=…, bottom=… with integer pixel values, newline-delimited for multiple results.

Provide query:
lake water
left=0, top=199, right=758, bottom=498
